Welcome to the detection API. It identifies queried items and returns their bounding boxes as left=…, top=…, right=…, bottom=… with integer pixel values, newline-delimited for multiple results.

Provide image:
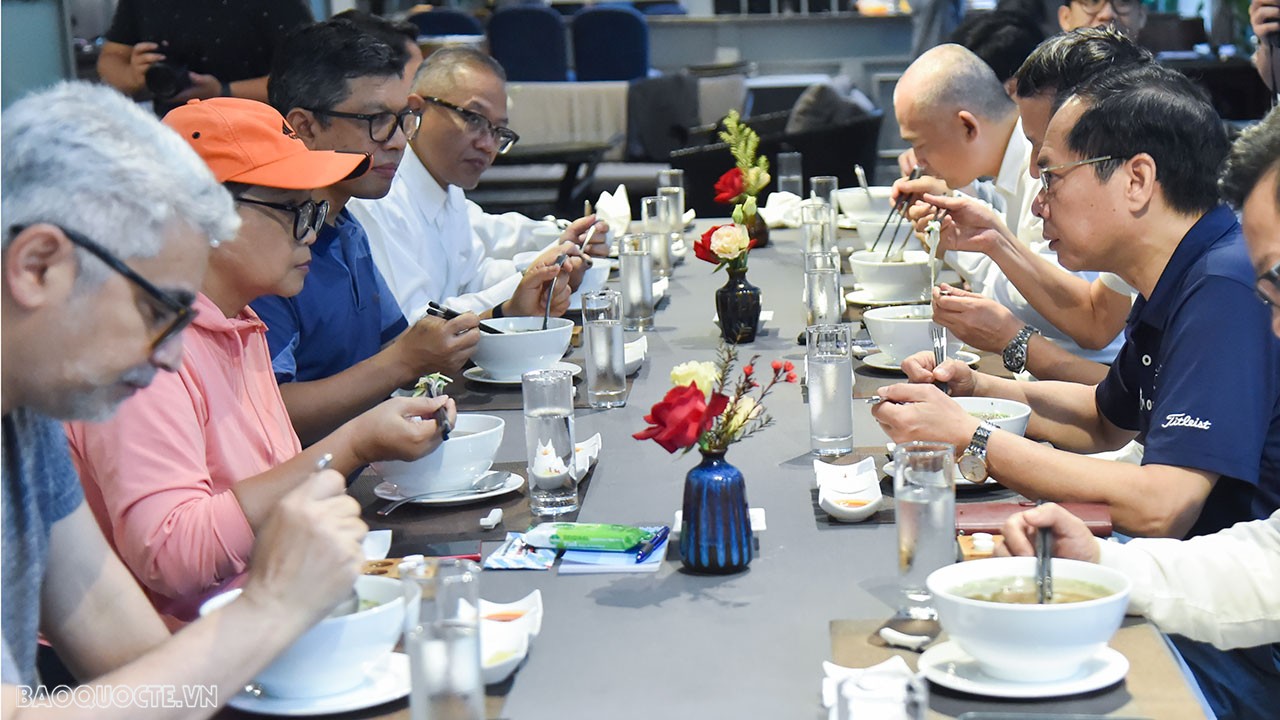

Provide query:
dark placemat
left=440, top=358, right=638, bottom=412
left=829, top=618, right=1207, bottom=719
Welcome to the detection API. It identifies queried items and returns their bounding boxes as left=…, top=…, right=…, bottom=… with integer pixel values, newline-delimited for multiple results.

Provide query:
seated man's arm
left=1021, top=335, right=1109, bottom=385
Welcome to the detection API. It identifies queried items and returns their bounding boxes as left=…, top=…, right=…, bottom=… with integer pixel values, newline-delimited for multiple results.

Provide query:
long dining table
left=225, top=222, right=1207, bottom=720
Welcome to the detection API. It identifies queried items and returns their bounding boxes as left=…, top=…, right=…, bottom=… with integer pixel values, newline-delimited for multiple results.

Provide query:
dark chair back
left=572, top=6, right=649, bottom=82
left=489, top=6, right=569, bottom=81
left=407, top=8, right=484, bottom=36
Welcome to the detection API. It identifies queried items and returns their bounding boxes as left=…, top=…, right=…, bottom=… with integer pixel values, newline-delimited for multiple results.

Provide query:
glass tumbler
left=893, top=442, right=957, bottom=618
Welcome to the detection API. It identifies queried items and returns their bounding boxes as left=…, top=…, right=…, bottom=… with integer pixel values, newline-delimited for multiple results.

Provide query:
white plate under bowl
left=373, top=471, right=524, bottom=507
left=845, top=288, right=929, bottom=307
left=463, top=361, right=581, bottom=386
left=918, top=641, right=1128, bottom=699
left=227, top=652, right=409, bottom=716
left=861, top=350, right=979, bottom=373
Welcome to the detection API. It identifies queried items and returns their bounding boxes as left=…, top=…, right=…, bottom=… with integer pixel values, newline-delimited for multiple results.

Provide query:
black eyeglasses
left=1257, top=260, right=1280, bottom=309
left=236, top=197, right=329, bottom=242
left=306, top=106, right=421, bottom=144
left=10, top=224, right=197, bottom=352
left=421, top=96, right=520, bottom=155
left=1072, top=0, right=1141, bottom=16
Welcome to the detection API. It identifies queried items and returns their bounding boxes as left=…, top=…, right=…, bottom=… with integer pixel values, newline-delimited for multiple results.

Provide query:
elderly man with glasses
left=350, top=46, right=604, bottom=321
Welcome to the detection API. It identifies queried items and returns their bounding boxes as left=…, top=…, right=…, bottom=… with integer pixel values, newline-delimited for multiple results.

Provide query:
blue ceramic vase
left=680, top=450, right=753, bottom=574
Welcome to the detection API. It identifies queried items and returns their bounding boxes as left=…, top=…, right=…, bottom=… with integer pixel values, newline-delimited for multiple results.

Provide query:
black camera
left=145, top=61, right=192, bottom=100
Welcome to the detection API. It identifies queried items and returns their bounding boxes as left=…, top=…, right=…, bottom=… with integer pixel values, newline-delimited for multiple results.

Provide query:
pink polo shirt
left=66, top=294, right=302, bottom=626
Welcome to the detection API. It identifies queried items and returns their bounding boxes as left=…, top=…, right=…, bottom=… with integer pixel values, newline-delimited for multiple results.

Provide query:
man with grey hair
left=891, top=43, right=1123, bottom=379
left=2, top=82, right=366, bottom=714
left=350, top=46, right=606, bottom=320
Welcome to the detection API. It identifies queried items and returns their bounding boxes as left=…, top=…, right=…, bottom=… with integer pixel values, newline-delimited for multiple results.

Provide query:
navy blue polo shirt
left=251, top=209, right=409, bottom=384
left=1096, top=205, right=1280, bottom=538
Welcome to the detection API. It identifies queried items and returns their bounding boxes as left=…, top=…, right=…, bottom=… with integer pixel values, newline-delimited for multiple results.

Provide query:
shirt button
left=1141, top=354, right=1152, bottom=366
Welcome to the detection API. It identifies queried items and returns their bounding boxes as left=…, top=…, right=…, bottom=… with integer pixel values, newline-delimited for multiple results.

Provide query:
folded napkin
left=758, top=190, right=803, bottom=229
left=682, top=208, right=696, bottom=227
left=822, top=656, right=923, bottom=720
left=595, top=184, right=631, bottom=235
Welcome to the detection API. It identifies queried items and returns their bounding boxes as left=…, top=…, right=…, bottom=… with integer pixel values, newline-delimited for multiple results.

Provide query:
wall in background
left=2, top=0, right=74, bottom=108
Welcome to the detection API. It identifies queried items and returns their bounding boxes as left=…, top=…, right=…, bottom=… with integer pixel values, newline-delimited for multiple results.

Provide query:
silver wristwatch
left=1002, top=325, right=1040, bottom=374
left=958, top=421, right=998, bottom=484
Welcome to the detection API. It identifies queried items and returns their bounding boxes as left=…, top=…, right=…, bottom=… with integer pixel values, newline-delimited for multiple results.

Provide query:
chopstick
left=426, top=301, right=502, bottom=334
left=870, top=166, right=922, bottom=253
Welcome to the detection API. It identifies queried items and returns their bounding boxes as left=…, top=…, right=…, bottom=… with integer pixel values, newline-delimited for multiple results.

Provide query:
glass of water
left=804, top=252, right=842, bottom=327
left=522, top=368, right=578, bottom=516
left=801, top=199, right=835, bottom=253
left=582, top=289, right=626, bottom=408
left=619, top=233, right=654, bottom=331
left=806, top=324, right=853, bottom=457
left=403, top=558, right=483, bottom=720
left=776, top=152, right=803, bottom=197
left=893, top=442, right=956, bottom=618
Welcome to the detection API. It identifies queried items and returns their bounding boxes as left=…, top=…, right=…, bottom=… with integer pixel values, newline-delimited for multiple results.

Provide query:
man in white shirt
left=350, top=47, right=605, bottom=319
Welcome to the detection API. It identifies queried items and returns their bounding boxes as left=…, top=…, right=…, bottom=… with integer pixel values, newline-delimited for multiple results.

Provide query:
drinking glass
left=804, top=252, right=842, bottom=327
left=522, top=369, right=578, bottom=515
left=582, top=289, right=626, bottom=408
left=776, top=152, right=803, bottom=197
left=801, top=199, right=835, bottom=253
left=806, top=324, right=853, bottom=457
left=619, top=233, right=654, bottom=331
left=403, top=558, right=483, bottom=720
left=893, top=442, right=957, bottom=618
left=809, top=175, right=840, bottom=245
left=656, top=187, right=683, bottom=278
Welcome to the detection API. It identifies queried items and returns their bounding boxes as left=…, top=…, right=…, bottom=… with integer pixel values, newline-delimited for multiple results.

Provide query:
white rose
left=671, top=361, right=720, bottom=399
left=708, top=223, right=751, bottom=260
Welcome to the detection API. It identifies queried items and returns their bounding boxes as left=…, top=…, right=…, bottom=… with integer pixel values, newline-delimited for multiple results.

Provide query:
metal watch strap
left=965, top=421, right=996, bottom=461
left=1002, top=325, right=1039, bottom=374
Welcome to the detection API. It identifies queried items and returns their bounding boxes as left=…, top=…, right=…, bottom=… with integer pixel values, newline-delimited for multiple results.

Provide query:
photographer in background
left=1252, top=0, right=1280, bottom=92
left=96, top=0, right=311, bottom=114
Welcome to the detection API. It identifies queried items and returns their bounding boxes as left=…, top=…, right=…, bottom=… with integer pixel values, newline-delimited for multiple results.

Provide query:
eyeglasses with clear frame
left=1071, top=0, right=1141, bottom=16
left=1038, top=155, right=1114, bottom=197
left=235, top=197, right=329, bottom=243
left=1257, top=260, right=1280, bottom=309
left=10, top=224, right=197, bottom=352
left=306, top=106, right=421, bottom=143
left=421, top=96, right=520, bottom=154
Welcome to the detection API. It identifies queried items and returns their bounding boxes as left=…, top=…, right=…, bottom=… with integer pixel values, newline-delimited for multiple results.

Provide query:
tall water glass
left=619, top=233, right=654, bottom=330
left=801, top=199, right=835, bottom=253
left=657, top=168, right=685, bottom=214
left=804, top=252, right=842, bottom=327
left=810, top=175, right=840, bottom=243
left=403, top=558, right=483, bottom=720
left=653, top=191, right=682, bottom=278
left=522, top=369, right=578, bottom=515
left=893, top=442, right=956, bottom=618
left=582, top=289, right=626, bottom=408
left=777, top=151, right=803, bottom=197
left=806, top=324, right=853, bottom=456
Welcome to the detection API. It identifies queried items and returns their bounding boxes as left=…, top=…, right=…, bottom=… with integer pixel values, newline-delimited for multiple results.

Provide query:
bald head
left=896, top=44, right=1015, bottom=122
left=412, top=46, right=506, bottom=97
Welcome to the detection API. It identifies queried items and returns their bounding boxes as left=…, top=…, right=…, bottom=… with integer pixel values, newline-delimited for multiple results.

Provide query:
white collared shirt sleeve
left=466, top=200, right=547, bottom=259
left=1098, top=510, right=1280, bottom=650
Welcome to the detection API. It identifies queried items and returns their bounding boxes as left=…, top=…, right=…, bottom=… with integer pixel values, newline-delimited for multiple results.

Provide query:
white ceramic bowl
left=199, top=575, right=405, bottom=699
left=835, top=186, right=894, bottom=216
left=372, top=414, right=504, bottom=495
left=854, top=217, right=919, bottom=252
left=848, top=250, right=931, bottom=303
left=862, top=305, right=961, bottom=364
left=481, top=618, right=529, bottom=685
left=569, top=263, right=611, bottom=307
left=927, top=557, right=1130, bottom=682
left=472, top=317, right=573, bottom=381
left=952, top=396, right=1031, bottom=437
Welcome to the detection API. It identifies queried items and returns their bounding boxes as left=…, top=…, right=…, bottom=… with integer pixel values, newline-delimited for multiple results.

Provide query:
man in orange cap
left=66, top=97, right=456, bottom=626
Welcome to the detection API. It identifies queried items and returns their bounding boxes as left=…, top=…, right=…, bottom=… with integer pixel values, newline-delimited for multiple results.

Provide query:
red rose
left=695, top=224, right=728, bottom=265
left=713, top=168, right=745, bottom=204
left=633, top=384, right=729, bottom=453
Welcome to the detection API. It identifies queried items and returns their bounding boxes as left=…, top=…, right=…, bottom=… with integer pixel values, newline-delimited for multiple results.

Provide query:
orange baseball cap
left=163, top=98, right=369, bottom=189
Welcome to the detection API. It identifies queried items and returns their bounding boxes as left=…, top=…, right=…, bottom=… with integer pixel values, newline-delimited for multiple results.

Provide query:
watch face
left=958, top=454, right=988, bottom=483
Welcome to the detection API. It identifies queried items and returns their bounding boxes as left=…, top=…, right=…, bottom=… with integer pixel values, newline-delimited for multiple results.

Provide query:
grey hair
left=905, top=44, right=1015, bottom=122
left=2, top=82, right=239, bottom=289
left=412, top=46, right=507, bottom=97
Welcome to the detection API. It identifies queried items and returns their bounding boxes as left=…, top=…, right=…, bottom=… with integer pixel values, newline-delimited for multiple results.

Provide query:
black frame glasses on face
left=421, top=96, right=520, bottom=155
left=1072, top=0, right=1140, bottom=15
left=236, top=197, right=329, bottom=242
left=9, top=224, right=196, bottom=352
left=1038, top=155, right=1114, bottom=197
left=1257, top=260, right=1280, bottom=309
left=307, top=106, right=421, bottom=143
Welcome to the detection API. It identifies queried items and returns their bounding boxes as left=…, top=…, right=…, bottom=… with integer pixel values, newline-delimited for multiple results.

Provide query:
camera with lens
left=145, top=60, right=192, bottom=100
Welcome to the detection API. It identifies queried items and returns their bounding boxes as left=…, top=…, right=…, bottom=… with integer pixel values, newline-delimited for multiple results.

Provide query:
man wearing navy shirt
left=874, top=64, right=1280, bottom=542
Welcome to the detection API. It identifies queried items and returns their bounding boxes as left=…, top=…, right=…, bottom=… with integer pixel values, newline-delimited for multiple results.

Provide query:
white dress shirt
left=945, top=118, right=1126, bottom=365
left=349, top=151, right=525, bottom=318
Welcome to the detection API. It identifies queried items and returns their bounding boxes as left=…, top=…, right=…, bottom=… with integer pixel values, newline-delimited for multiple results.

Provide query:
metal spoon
left=1036, top=523, right=1054, bottom=604
left=377, top=473, right=509, bottom=516
left=854, top=164, right=872, bottom=199
left=542, top=253, right=568, bottom=330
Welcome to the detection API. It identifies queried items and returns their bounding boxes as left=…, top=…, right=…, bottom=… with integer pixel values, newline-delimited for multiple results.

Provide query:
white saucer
left=919, top=641, right=1128, bottom=699
left=845, top=288, right=929, bottom=307
left=861, top=351, right=979, bottom=373
left=373, top=471, right=524, bottom=507
left=227, top=652, right=409, bottom=716
left=463, top=361, right=581, bottom=386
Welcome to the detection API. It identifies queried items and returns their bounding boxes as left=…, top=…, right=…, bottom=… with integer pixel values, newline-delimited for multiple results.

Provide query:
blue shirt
left=1096, top=205, right=1280, bottom=538
left=251, top=209, right=408, bottom=384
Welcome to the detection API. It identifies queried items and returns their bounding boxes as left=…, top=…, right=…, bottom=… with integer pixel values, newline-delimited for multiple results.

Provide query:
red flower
left=714, top=167, right=745, bottom=204
left=786, top=372, right=798, bottom=383
left=783, top=361, right=795, bottom=372
left=695, top=224, right=727, bottom=265
left=743, top=365, right=754, bottom=376
left=633, top=384, right=730, bottom=453
left=771, top=360, right=782, bottom=372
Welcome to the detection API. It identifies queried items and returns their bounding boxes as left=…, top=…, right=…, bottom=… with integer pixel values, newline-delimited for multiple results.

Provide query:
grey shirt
left=2, top=409, right=85, bottom=686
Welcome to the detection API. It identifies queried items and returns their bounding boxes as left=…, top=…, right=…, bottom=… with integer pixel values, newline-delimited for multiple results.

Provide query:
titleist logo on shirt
left=1161, top=413, right=1212, bottom=430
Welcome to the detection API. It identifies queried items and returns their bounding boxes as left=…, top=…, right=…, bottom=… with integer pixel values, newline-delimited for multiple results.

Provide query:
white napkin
left=758, top=190, right=803, bottom=229
left=822, top=657, right=919, bottom=719
left=682, top=208, right=696, bottom=227
left=595, top=184, right=631, bottom=235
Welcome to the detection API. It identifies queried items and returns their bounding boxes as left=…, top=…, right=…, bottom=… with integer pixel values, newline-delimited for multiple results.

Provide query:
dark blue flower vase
left=680, top=450, right=753, bottom=574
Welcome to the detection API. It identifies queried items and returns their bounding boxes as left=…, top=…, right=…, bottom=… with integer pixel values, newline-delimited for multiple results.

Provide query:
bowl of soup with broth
left=927, top=557, right=1130, bottom=682
left=952, top=396, right=1031, bottom=437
